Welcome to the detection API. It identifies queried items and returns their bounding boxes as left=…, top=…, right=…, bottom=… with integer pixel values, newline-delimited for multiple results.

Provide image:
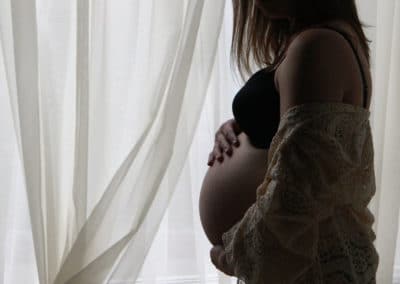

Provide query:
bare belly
left=199, top=132, right=269, bottom=246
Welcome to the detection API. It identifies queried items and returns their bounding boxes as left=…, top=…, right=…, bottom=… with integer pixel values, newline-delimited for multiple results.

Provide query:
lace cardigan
left=221, top=102, right=379, bottom=284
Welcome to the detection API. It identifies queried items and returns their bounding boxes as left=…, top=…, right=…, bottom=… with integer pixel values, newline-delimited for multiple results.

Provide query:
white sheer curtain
left=0, top=0, right=227, bottom=283
left=1, top=0, right=400, bottom=284
left=371, top=0, right=400, bottom=283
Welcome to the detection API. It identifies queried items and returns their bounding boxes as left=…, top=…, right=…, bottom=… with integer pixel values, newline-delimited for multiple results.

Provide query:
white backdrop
left=1, top=0, right=400, bottom=283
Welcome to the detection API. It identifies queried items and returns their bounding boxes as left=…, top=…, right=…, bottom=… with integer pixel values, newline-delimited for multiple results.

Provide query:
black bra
left=231, top=26, right=368, bottom=150
left=232, top=68, right=280, bottom=149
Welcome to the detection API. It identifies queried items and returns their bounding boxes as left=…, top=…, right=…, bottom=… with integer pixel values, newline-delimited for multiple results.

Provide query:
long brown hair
left=230, top=0, right=373, bottom=82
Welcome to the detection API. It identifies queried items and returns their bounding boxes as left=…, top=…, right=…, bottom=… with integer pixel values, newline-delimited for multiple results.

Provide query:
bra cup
left=232, top=69, right=280, bottom=149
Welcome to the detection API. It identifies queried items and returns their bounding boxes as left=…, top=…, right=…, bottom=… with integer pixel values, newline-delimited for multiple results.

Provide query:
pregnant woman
left=199, top=0, right=379, bottom=283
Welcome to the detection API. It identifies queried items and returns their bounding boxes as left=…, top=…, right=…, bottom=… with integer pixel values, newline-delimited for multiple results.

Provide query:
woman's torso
left=199, top=19, right=372, bottom=246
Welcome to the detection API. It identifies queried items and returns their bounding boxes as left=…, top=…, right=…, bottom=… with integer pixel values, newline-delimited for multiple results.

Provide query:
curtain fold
left=6, top=1, right=47, bottom=284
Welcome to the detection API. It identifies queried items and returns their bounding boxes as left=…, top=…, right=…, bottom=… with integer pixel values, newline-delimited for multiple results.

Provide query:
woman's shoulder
left=275, top=27, right=359, bottom=118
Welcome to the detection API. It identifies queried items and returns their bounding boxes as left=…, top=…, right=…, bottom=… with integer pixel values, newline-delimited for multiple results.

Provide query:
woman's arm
left=277, top=27, right=356, bottom=116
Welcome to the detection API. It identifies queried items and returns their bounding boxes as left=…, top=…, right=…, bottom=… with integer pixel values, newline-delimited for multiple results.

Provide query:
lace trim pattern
left=221, top=103, right=379, bottom=284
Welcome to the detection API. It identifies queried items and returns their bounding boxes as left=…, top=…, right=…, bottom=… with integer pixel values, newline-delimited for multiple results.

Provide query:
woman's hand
left=210, top=245, right=235, bottom=276
left=208, top=118, right=242, bottom=166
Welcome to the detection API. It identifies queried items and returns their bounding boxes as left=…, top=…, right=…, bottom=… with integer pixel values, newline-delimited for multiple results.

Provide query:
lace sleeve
left=222, top=108, right=377, bottom=284
left=221, top=104, right=379, bottom=284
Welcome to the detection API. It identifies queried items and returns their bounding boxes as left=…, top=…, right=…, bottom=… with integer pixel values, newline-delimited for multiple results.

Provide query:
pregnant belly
left=199, top=132, right=269, bottom=246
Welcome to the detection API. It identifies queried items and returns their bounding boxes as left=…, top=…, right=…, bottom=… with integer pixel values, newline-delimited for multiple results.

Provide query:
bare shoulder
left=275, top=28, right=358, bottom=118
